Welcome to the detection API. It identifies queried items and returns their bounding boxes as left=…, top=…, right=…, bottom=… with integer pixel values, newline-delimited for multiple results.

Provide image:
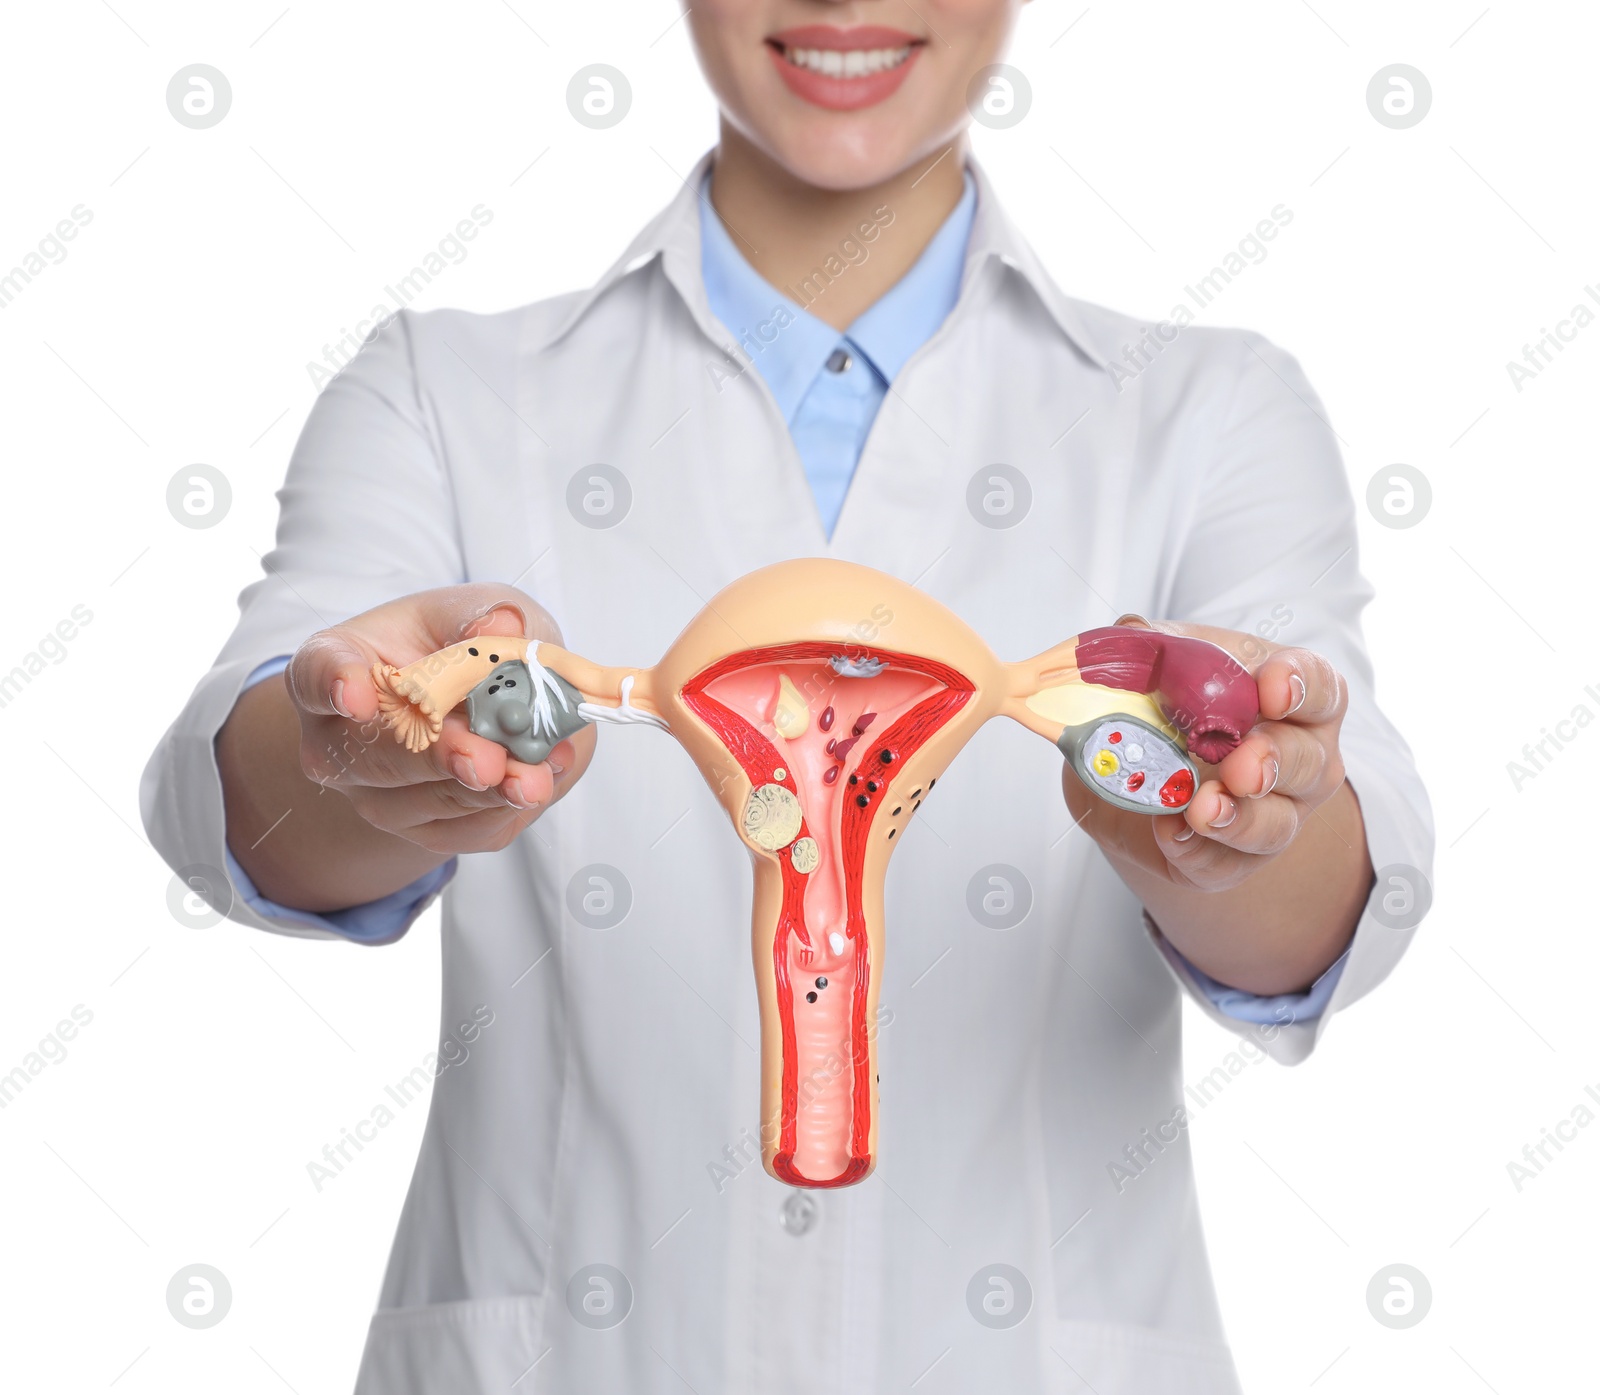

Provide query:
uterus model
left=372, top=559, right=1258, bottom=1188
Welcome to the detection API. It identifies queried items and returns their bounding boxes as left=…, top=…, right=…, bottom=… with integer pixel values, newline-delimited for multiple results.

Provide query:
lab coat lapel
left=652, top=157, right=833, bottom=568
left=828, top=160, right=1122, bottom=588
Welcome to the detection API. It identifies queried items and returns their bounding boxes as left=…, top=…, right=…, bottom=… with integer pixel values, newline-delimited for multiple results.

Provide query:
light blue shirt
left=700, top=170, right=977, bottom=538
left=223, top=172, right=1348, bottom=1022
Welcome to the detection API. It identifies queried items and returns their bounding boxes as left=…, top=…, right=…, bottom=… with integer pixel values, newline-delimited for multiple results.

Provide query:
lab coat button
left=779, top=1192, right=818, bottom=1236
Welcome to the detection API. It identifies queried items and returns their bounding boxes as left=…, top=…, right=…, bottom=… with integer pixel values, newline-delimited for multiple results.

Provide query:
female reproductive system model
left=372, top=559, right=1258, bottom=1190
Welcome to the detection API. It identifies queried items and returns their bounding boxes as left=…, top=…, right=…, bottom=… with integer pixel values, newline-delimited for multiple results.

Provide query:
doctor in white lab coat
left=142, top=3, right=1432, bottom=1391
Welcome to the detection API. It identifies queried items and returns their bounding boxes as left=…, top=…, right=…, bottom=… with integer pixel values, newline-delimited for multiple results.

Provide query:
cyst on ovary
left=773, top=673, right=810, bottom=740
left=742, top=783, right=804, bottom=851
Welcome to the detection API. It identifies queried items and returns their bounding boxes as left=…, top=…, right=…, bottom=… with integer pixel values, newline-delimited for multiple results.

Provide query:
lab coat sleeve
left=139, top=311, right=467, bottom=941
left=1172, top=939, right=1349, bottom=1025
left=1173, top=940, right=1350, bottom=1026
left=209, top=656, right=458, bottom=941
left=1146, top=329, right=1435, bottom=1064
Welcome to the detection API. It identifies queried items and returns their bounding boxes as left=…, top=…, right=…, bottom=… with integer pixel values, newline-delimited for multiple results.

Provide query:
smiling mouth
left=768, top=40, right=918, bottom=78
left=763, top=25, right=926, bottom=111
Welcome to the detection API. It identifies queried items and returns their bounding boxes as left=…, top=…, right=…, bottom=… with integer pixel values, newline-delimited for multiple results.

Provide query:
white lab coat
left=141, top=151, right=1432, bottom=1394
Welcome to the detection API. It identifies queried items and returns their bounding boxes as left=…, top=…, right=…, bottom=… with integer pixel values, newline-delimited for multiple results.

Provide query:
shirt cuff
left=225, top=654, right=455, bottom=944
left=222, top=844, right=454, bottom=945
left=242, top=654, right=292, bottom=690
left=1170, top=942, right=1352, bottom=1026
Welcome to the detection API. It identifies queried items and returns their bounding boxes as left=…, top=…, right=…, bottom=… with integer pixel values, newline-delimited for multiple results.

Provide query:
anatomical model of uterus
left=372, top=559, right=1257, bottom=1188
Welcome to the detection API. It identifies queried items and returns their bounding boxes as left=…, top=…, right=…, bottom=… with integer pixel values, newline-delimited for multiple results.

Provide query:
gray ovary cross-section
left=465, top=660, right=591, bottom=765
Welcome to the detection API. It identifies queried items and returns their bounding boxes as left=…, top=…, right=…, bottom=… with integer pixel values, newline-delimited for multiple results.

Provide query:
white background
left=1, top=1, right=1595, bottom=1390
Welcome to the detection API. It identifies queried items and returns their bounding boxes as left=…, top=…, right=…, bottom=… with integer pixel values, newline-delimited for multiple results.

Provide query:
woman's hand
left=1065, top=619, right=1349, bottom=888
left=285, top=584, right=596, bottom=856
left=1062, top=619, right=1370, bottom=994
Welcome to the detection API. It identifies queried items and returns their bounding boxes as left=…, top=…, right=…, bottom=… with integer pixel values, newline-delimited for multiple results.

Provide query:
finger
left=286, top=603, right=526, bottom=726
left=346, top=775, right=526, bottom=835
left=1115, top=616, right=1267, bottom=672
left=494, top=736, right=587, bottom=809
left=432, top=722, right=601, bottom=806
left=1214, top=721, right=1338, bottom=803
left=377, top=799, right=543, bottom=856
left=1182, top=778, right=1303, bottom=857
left=428, top=710, right=518, bottom=792
left=1153, top=811, right=1263, bottom=888
left=316, top=701, right=594, bottom=801
left=1059, top=763, right=1173, bottom=879
left=544, top=737, right=578, bottom=778
left=302, top=706, right=513, bottom=792
left=496, top=755, right=558, bottom=810
left=286, top=584, right=547, bottom=727
left=287, top=627, right=385, bottom=723
left=428, top=713, right=601, bottom=801
left=407, top=581, right=560, bottom=649
left=1255, top=648, right=1346, bottom=726
left=370, top=589, right=548, bottom=779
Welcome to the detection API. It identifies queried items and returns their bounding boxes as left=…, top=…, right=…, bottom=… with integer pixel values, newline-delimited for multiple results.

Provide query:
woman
left=143, top=2, right=1432, bottom=1391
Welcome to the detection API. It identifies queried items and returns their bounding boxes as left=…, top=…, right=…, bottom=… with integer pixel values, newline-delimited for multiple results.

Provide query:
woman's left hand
left=1063, top=620, right=1353, bottom=892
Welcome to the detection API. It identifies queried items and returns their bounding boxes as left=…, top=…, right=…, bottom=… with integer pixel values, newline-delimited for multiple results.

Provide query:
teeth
left=784, top=46, right=912, bottom=78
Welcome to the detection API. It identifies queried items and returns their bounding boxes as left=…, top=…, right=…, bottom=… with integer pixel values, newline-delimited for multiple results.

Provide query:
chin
left=774, top=140, right=912, bottom=192
left=747, top=109, right=958, bottom=193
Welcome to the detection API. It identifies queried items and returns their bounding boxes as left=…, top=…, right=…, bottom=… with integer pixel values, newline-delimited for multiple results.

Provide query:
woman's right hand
left=285, top=583, right=595, bottom=855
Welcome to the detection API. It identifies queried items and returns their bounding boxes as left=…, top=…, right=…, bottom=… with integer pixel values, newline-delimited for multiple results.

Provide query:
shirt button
left=779, top=1192, right=818, bottom=1236
left=825, top=347, right=853, bottom=374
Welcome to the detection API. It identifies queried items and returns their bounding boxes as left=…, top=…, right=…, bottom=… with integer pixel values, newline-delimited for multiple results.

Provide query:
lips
left=766, top=25, right=925, bottom=111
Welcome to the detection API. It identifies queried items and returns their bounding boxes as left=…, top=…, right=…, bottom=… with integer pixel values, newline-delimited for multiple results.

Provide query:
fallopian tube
left=371, top=559, right=1258, bottom=1188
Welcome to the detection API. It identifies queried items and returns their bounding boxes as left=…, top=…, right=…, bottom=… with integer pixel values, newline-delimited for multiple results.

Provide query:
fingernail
left=1209, top=796, right=1238, bottom=829
left=449, top=754, right=486, bottom=791
left=331, top=679, right=354, bottom=719
left=504, top=784, right=540, bottom=810
left=1255, top=758, right=1279, bottom=798
left=469, top=601, right=528, bottom=634
left=547, top=758, right=567, bottom=777
left=1287, top=674, right=1307, bottom=715
left=1173, top=824, right=1197, bottom=843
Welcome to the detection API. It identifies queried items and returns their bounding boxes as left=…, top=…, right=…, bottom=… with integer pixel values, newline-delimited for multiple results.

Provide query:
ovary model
left=372, top=559, right=1258, bottom=1188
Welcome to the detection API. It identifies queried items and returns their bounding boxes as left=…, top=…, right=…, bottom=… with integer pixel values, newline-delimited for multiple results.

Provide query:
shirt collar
left=531, top=147, right=1114, bottom=375
left=958, top=159, right=1112, bottom=370
left=698, top=183, right=843, bottom=424
left=844, top=169, right=976, bottom=385
left=697, top=169, right=978, bottom=422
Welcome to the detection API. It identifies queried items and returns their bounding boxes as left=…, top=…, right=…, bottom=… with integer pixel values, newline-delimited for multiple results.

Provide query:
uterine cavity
left=703, top=661, right=941, bottom=944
